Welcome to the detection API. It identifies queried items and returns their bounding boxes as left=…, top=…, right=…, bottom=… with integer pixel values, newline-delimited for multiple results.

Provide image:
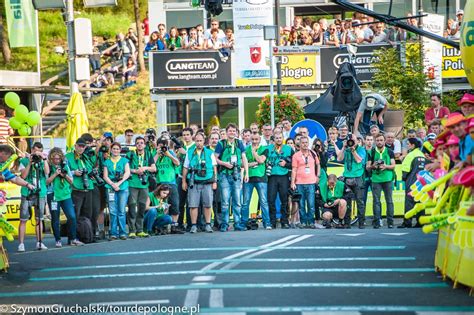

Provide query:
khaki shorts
left=20, top=196, right=46, bottom=221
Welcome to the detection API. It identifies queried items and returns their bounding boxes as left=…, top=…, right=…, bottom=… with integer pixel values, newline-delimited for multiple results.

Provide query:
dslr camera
left=114, top=171, right=124, bottom=183
left=81, top=168, right=90, bottom=190
left=188, top=168, right=196, bottom=189
left=198, top=160, right=206, bottom=177
left=90, top=168, right=105, bottom=186
left=288, top=188, right=302, bottom=202
left=373, top=159, right=385, bottom=170
left=265, top=162, right=273, bottom=177
left=346, top=133, right=355, bottom=148
left=59, top=161, right=68, bottom=175
left=170, top=136, right=182, bottom=150
left=30, top=153, right=43, bottom=165
left=231, top=162, right=240, bottom=181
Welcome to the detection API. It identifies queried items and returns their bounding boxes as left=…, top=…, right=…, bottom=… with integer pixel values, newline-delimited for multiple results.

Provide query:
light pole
left=264, top=25, right=277, bottom=128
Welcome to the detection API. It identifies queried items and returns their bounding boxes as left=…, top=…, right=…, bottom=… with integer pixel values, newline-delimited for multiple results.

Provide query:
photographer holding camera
left=182, top=133, right=217, bottom=233
left=320, top=174, right=347, bottom=228
left=155, top=136, right=183, bottom=234
left=175, top=128, right=195, bottom=230
left=353, top=93, right=388, bottom=136
left=103, top=142, right=130, bottom=240
left=336, top=133, right=366, bottom=229
left=126, top=136, right=156, bottom=238
left=242, top=133, right=271, bottom=230
left=366, top=133, right=396, bottom=229
left=46, top=148, right=84, bottom=247
left=266, top=133, right=293, bottom=229
left=214, top=123, right=249, bottom=232
left=144, top=128, right=158, bottom=157
left=17, top=142, right=50, bottom=251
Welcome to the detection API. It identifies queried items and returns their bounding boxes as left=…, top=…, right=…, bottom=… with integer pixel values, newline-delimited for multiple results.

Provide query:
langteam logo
left=333, top=52, right=380, bottom=69
left=166, top=58, right=219, bottom=74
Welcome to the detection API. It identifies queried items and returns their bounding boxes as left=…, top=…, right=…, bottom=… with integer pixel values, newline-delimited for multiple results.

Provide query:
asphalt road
left=1, top=227, right=474, bottom=315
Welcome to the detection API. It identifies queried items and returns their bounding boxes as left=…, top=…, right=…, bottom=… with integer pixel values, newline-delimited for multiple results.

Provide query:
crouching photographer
left=320, top=174, right=347, bottom=228
left=103, top=142, right=130, bottom=240
left=336, top=133, right=366, bottom=229
left=17, top=142, right=50, bottom=252
left=182, top=133, right=217, bottom=233
left=46, top=148, right=83, bottom=247
left=143, top=184, right=173, bottom=235
left=127, top=137, right=156, bottom=238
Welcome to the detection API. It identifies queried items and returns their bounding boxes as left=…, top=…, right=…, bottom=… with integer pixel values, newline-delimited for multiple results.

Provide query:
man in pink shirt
left=291, top=136, right=320, bottom=228
left=425, top=93, right=450, bottom=126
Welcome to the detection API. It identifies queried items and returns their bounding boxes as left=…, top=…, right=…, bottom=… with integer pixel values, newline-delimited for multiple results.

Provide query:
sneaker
left=220, top=224, right=228, bottom=232
left=137, top=232, right=149, bottom=238
left=55, top=241, right=62, bottom=248
left=398, top=222, right=412, bottom=228
left=119, top=235, right=127, bottom=240
left=234, top=224, right=247, bottom=231
left=309, top=223, right=316, bottom=229
left=281, top=223, right=290, bottom=229
left=109, top=236, right=117, bottom=241
left=205, top=224, right=213, bottom=233
left=314, top=223, right=325, bottom=229
left=374, top=224, right=381, bottom=229
left=190, top=225, right=198, bottom=234
left=71, top=239, right=84, bottom=246
left=388, top=224, right=394, bottom=229
left=171, top=225, right=185, bottom=234
left=36, top=242, right=48, bottom=250
left=18, top=243, right=25, bottom=252
left=128, top=232, right=136, bottom=239
left=265, top=225, right=272, bottom=230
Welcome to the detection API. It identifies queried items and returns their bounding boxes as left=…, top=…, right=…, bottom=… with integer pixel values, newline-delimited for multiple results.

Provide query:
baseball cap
left=370, top=124, right=379, bottom=131
left=103, top=131, right=113, bottom=138
left=426, top=133, right=436, bottom=141
left=146, top=128, right=156, bottom=135
left=457, top=93, right=474, bottom=106
left=456, top=9, right=464, bottom=15
left=445, top=113, right=466, bottom=128
left=76, top=138, right=87, bottom=146
left=446, top=134, right=460, bottom=146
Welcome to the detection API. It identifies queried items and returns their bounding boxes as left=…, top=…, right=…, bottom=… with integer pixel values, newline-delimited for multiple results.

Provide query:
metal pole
left=269, top=39, right=275, bottom=128
left=274, top=0, right=282, bottom=95
left=66, top=0, right=78, bottom=94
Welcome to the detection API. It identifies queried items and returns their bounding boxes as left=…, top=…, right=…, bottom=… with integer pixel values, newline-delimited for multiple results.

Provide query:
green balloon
left=18, top=124, right=31, bottom=137
left=26, top=111, right=41, bottom=127
left=14, top=105, right=29, bottom=122
left=9, top=117, right=22, bottom=130
left=4, top=92, right=20, bottom=109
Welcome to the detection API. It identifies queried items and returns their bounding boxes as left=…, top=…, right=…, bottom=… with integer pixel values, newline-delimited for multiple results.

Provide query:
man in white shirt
left=204, top=19, right=225, bottom=42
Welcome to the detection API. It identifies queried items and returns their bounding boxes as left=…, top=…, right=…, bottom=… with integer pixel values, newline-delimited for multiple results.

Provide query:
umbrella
left=65, top=93, right=89, bottom=151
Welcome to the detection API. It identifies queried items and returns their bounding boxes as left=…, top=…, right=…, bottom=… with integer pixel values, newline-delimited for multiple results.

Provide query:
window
left=244, top=97, right=261, bottom=127
left=166, top=99, right=201, bottom=134
left=203, top=98, right=238, bottom=130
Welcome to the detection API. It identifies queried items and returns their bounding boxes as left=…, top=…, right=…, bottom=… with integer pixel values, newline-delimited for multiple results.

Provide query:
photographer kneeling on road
left=182, top=133, right=217, bottom=234
left=320, top=174, right=347, bottom=228
left=367, top=133, right=396, bottom=229
left=17, top=142, right=49, bottom=252
left=336, top=133, right=366, bottom=229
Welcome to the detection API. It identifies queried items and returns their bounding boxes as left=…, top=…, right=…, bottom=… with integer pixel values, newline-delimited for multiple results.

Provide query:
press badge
left=108, top=192, right=115, bottom=202
left=51, top=201, right=58, bottom=211
left=305, top=167, right=310, bottom=174
left=230, top=155, right=237, bottom=163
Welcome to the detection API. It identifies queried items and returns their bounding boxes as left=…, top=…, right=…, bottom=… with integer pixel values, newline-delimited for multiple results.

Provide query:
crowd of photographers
left=14, top=92, right=474, bottom=251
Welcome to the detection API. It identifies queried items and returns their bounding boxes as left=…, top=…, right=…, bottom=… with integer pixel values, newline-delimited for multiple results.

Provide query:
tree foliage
left=370, top=44, right=431, bottom=128
left=256, top=93, right=305, bottom=127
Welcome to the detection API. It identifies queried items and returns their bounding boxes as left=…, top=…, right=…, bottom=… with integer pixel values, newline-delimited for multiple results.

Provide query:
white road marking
left=381, top=233, right=409, bottom=236
left=193, top=276, right=216, bottom=282
left=209, top=289, right=224, bottom=308
left=336, top=233, right=365, bottom=237
left=183, top=289, right=200, bottom=307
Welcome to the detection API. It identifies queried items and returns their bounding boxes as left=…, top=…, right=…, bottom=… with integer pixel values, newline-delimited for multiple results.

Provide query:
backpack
left=76, top=216, right=94, bottom=244
left=246, top=219, right=259, bottom=230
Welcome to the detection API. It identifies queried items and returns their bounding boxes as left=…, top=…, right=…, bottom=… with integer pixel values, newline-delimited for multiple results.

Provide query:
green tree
left=370, top=44, right=431, bottom=128
left=256, top=93, right=305, bottom=127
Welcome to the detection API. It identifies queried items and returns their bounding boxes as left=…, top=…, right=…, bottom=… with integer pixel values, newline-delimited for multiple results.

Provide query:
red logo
left=250, top=46, right=261, bottom=64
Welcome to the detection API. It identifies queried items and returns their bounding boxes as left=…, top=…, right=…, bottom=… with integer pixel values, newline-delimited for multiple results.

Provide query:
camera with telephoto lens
left=100, top=146, right=109, bottom=154
left=158, top=138, right=168, bottom=154
left=84, top=146, right=96, bottom=158
left=90, top=168, right=105, bottom=186
left=147, top=134, right=156, bottom=145
left=188, top=168, right=196, bottom=189
left=265, top=162, right=273, bottom=177
left=138, top=172, right=147, bottom=185
left=373, top=159, right=385, bottom=170
left=81, top=168, right=90, bottom=190
left=170, top=136, right=182, bottom=150
left=59, top=160, right=68, bottom=175
left=231, top=162, right=240, bottom=181
left=31, top=154, right=42, bottom=165
left=346, top=133, right=355, bottom=148
left=288, top=188, right=302, bottom=202
left=198, top=160, right=206, bottom=177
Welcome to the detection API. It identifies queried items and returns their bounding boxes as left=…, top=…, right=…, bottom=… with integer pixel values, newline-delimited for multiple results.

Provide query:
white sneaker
left=36, top=242, right=48, bottom=250
left=71, top=239, right=84, bottom=246
left=55, top=241, right=62, bottom=248
left=265, top=226, right=272, bottom=230
left=18, top=243, right=25, bottom=252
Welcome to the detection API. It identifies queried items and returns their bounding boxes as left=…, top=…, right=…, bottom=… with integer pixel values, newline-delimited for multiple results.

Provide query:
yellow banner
left=236, top=54, right=317, bottom=87
left=442, top=44, right=465, bottom=78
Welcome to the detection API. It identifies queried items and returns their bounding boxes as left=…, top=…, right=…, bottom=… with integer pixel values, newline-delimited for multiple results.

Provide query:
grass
left=52, top=71, right=156, bottom=137
left=1, top=11, right=133, bottom=82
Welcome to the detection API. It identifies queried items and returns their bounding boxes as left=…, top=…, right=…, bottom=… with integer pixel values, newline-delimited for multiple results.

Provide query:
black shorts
left=322, top=206, right=338, bottom=217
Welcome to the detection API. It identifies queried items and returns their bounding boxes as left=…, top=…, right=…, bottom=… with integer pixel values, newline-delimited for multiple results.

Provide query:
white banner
left=422, top=13, right=444, bottom=93
left=233, top=0, right=273, bottom=87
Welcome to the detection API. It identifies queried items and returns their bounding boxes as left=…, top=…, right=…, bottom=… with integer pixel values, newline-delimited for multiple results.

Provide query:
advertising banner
left=320, top=44, right=395, bottom=83
left=442, top=44, right=465, bottom=79
left=233, top=0, right=273, bottom=86
left=422, top=13, right=445, bottom=93
left=5, top=0, right=37, bottom=47
left=150, top=51, right=232, bottom=89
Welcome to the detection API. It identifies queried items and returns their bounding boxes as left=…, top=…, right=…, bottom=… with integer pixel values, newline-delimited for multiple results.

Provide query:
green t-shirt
left=50, top=164, right=72, bottom=201
left=245, top=145, right=268, bottom=179
left=104, top=157, right=129, bottom=190
left=342, top=145, right=366, bottom=178
left=370, top=147, right=395, bottom=183
left=148, top=192, right=167, bottom=218
left=266, top=144, right=293, bottom=176
left=127, top=150, right=155, bottom=189
left=65, top=152, right=94, bottom=191
left=320, top=180, right=345, bottom=204
left=156, top=152, right=177, bottom=184
left=20, top=157, right=47, bottom=198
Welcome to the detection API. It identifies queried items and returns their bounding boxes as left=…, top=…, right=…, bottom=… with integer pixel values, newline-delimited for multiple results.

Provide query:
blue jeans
left=219, top=173, right=242, bottom=227
left=144, top=209, right=172, bottom=233
left=242, top=181, right=270, bottom=227
left=109, top=189, right=129, bottom=237
left=362, top=109, right=384, bottom=135
left=50, top=197, right=77, bottom=242
left=297, top=184, right=316, bottom=225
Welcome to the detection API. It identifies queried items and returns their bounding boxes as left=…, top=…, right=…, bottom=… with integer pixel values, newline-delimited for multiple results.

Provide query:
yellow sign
left=236, top=54, right=317, bottom=87
left=0, top=182, right=37, bottom=236
left=442, top=44, right=465, bottom=78
left=460, top=0, right=474, bottom=87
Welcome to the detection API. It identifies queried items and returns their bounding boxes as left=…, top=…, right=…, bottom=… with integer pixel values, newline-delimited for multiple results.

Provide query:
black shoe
left=281, top=223, right=290, bottom=229
left=398, top=222, right=412, bottom=228
left=358, top=222, right=365, bottom=229
left=344, top=223, right=351, bottom=229
left=388, top=224, right=394, bottom=229
left=374, top=224, right=381, bottom=229
left=413, top=223, right=423, bottom=228
left=271, top=224, right=277, bottom=229
left=171, top=226, right=185, bottom=234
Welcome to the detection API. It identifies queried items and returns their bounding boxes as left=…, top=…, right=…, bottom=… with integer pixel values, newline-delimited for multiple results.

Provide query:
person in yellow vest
left=421, top=133, right=436, bottom=161
left=398, top=138, right=428, bottom=228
